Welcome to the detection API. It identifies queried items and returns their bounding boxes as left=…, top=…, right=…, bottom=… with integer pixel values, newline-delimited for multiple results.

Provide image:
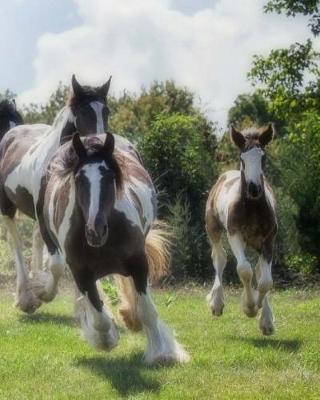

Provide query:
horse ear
left=12, top=99, right=17, bottom=111
left=100, top=76, right=112, bottom=97
left=259, top=123, right=274, bottom=147
left=72, top=133, right=86, bottom=158
left=72, top=74, right=84, bottom=98
left=103, top=132, right=115, bottom=157
left=230, top=125, right=246, bottom=150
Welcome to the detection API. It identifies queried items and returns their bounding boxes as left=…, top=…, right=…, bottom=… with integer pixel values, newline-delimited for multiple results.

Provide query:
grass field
left=0, top=286, right=319, bottom=399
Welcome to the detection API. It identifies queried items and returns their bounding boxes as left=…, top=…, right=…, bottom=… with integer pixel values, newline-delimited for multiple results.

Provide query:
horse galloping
left=0, top=75, right=111, bottom=313
left=205, top=124, right=277, bottom=335
left=38, top=133, right=189, bottom=364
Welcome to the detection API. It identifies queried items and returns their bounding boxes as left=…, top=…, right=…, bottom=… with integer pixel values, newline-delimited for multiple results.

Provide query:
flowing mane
left=49, top=135, right=123, bottom=195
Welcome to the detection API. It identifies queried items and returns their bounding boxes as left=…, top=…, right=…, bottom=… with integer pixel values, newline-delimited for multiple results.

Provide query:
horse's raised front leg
left=206, top=240, right=227, bottom=316
left=255, top=248, right=274, bottom=336
left=30, top=250, right=65, bottom=303
left=74, top=275, right=119, bottom=351
left=131, top=253, right=190, bottom=365
left=228, top=233, right=258, bottom=317
left=2, top=216, right=41, bottom=313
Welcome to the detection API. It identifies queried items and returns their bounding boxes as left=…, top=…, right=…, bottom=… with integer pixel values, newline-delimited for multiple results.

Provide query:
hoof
left=210, top=304, right=224, bottom=317
left=30, top=271, right=58, bottom=303
left=119, top=307, right=143, bottom=332
left=15, top=290, right=42, bottom=314
left=145, top=348, right=190, bottom=365
left=206, top=291, right=224, bottom=317
left=260, top=323, right=275, bottom=336
left=243, top=305, right=258, bottom=318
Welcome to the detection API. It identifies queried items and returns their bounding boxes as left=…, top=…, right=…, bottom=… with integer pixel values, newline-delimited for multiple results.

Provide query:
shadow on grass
left=75, top=353, right=165, bottom=397
left=19, top=312, right=76, bottom=327
left=228, top=335, right=302, bottom=352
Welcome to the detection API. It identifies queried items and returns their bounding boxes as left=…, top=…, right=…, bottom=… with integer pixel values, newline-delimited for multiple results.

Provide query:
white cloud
left=19, top=0, right=314, bottom=127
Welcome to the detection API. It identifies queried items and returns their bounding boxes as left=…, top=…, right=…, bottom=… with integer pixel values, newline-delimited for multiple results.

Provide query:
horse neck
left=51, top=106, right=76, bottom=144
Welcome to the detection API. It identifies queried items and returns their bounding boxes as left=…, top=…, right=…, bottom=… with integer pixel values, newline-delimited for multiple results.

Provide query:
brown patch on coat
left=53, top=178, right=71, bottom=233
left=114, top=150, right=153, bottom=188
left=205, top=174, right=227, bottom=243
left=227, top=186, right=277, bottom=258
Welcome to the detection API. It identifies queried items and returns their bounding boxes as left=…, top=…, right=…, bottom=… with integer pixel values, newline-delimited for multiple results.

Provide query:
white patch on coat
left=9, top=121, right=16, bottom=129
left=240, top=147, right=264, bottom=186
left=115, top=175, right=155, bottom=235
left=5, top=107, right=74, bottom=209
left=82, top=161, right=107, bottom=230
left=90, top=101, right=105, bottom=134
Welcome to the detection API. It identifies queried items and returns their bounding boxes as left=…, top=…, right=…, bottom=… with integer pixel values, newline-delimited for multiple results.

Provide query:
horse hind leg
left=2, top=215, right=41, bottom=313
left=114, top=275, right=142, bottom=332
left=207, top=217, right=227, bottom=316
left=131, top=253, right=190, bottom=365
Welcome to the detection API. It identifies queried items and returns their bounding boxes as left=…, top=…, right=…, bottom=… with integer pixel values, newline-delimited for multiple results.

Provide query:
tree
left=23, top=83, right=69, bottom=124
left=265, top=0, right=320, bottom=36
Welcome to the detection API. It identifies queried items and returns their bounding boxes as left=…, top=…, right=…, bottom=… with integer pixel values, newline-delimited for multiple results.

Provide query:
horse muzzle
left=85, top=224, right=108, bottom=248
left=247, top=182, right=263, bottom=200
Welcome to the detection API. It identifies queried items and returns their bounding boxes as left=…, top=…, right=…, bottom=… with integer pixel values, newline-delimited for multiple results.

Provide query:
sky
left=0, top=0, right=315, bottom=127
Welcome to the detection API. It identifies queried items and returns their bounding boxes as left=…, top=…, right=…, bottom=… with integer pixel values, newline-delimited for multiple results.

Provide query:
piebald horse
left=0, top=75, right=111, bottom=313
left=205, top=124, right=277, bottom=335
left=38, top=132, right=189, bottom=364
left=0, top=99, right=23, bottom=139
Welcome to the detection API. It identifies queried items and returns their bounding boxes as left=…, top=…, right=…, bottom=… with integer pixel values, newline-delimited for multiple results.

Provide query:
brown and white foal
left=205, top=124, right=277, bottom=335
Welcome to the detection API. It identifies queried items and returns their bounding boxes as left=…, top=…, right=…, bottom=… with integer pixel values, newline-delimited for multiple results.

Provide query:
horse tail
left=145, top=220, right=172, bottom=285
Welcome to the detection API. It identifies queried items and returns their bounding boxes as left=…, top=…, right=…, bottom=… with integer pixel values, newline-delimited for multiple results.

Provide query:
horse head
left=68, top=75, right=111, bottom=137
left=72, top=132, right=122, bottom=247
left=230, top=124, right=274, bottom=200
left=0, top=99, right=24, bottom=138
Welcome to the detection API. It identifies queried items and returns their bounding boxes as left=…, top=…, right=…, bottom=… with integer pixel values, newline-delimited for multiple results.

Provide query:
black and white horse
left=0, top=75, right=111, bottom=313
left=38, top=132, right=189, bottom=364
left=205, top=125, right=277, bottom=335
left=0, top=99, right=23, bottom=140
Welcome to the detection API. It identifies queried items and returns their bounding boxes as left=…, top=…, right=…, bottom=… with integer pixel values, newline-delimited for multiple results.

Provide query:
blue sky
left=0, top=0, right=313, bottom=126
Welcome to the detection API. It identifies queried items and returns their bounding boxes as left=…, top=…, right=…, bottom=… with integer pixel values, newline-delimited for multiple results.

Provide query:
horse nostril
left=248, top=182, right=260, bottom=197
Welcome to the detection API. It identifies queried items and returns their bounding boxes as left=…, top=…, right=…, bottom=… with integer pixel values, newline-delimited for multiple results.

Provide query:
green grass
left=0, top=287, right=319, bottom=399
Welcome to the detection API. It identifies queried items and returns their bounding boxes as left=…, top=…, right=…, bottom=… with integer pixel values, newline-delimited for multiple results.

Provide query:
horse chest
left=228, top=199, right=275, bottom=250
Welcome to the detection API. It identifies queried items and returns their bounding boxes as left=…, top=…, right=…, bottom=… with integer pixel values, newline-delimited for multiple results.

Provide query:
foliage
left=167, top=196, right=210, bottom=280
left=22, top=82, right=69, bottom=125
left=265, top=0, right=320, bottom=36
left=100, top=278, right=119, bottom=306
left=109, top=80, right=197, bottom=142
left=228, top=91, right=275, bottom=128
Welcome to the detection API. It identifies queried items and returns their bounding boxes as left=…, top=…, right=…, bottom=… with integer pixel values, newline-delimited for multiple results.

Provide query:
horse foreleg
left=255, top=250, right=274, bottom=336
left=30, top=222, right=44, bottom=272
left=131, top=253, right=190, bottom=365
left=30, top=250, right=65, bottom=302
left=2, top=216, right=41, bottom=313
left=228, top=233, right=258, bottom=317
left=74, top=275, right=119, bottom=351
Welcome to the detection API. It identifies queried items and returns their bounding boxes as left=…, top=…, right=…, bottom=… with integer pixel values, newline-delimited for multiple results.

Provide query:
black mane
left=68, top=86, right=107, bottom=107
left=49, top=135, right=123, bottom=194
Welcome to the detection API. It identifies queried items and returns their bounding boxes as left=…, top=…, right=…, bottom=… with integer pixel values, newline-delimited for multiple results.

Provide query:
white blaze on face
left=90, top=101, right=105, bottom=134
left=9, top=121, right=16, bottom=129
left=82, top=161, right=107, bottom=230
left=240, top=147, right=264, bottom=185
